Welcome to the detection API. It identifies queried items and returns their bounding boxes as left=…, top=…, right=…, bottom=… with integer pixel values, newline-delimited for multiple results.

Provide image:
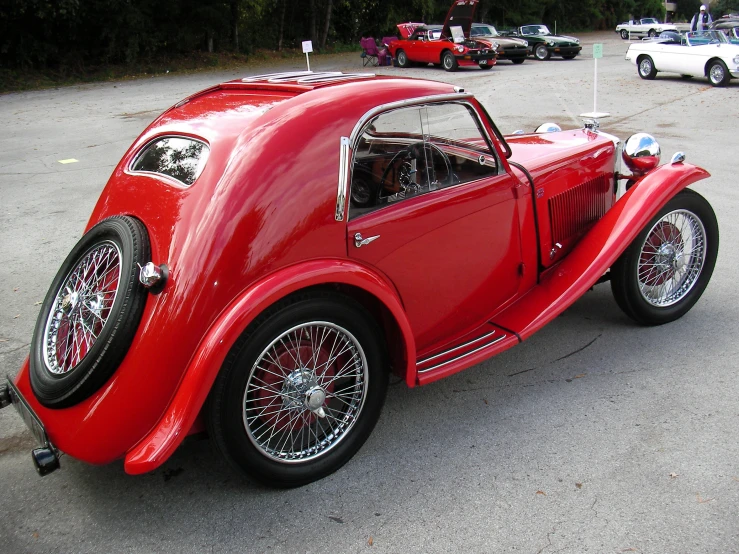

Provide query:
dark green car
left=515, top=24, right=581, bottom=60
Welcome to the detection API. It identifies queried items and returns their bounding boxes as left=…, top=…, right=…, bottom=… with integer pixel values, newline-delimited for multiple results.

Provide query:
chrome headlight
left=535, top=122, right=562, bottom=133
left=623, top=133, right=661, bottom=174
left=523, top=40, right=528, bottom=47
left=492, top=41, right=499, bottom=50
left=733, top=55, right=739, bottom=65
left=547, top=40, right=555, bottom=46
left=455, top=45, right=464, bottom=53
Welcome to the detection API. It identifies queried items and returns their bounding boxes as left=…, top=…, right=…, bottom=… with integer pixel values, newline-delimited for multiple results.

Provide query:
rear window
left=130, top=136, right=209, bottom=186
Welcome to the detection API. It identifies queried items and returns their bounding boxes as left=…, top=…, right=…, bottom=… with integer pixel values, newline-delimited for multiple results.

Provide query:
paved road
left=1, top=32, right=738, bottom=553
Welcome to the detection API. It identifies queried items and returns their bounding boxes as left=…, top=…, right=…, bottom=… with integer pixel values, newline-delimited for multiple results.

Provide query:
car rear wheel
left=29, top=216, right=150, bottom=408
left=611, top=189, right=718, bottom=326
left=707, top=60, right=729, bottom=86
left=207, top=292, right=389, bottom=487
left=442, top=51, right=458, bottom=71
left=648, top=29, right=657, bottom=37
left=534, top=44, right=550, bottom=61
left=396, top=49, right=410, bottom=68
left=638, top=55, right=657, bottom=79
left=620, top=29, right=629, bottom=39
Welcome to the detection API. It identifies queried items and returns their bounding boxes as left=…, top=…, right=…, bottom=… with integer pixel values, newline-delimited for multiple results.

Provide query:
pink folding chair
left=360, top=37, right=380, bottom=67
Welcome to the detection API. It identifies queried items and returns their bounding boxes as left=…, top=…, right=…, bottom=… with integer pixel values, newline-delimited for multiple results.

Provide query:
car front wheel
left=620, top=29, right=629, bottom=39
left=638, top=55, right=657, bottom=79
left=611, top=189, right=718, bottom=326
left=442, top=51, right=458, bottom=71
left=708, top=60, right=729, bottom=86
left=207, top=292, right=389, bottom=487
left=534, top=44, right=550, bottom=60
left=396, top=49, right=409, bottom=68
left=648, top=29, right=657, bottom=37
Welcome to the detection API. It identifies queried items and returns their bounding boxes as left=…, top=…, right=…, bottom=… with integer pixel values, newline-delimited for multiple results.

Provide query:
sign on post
left=593, top=43, right=603, bottom=59
left=302, top=40, right=313, bottom=71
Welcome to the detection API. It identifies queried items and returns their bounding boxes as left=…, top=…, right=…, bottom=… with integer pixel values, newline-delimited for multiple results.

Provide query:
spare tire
left=29, top=216, right=150, bottom=409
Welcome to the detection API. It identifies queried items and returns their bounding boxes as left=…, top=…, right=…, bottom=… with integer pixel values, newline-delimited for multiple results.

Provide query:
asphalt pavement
left=1, top=31, right=738, bottom=553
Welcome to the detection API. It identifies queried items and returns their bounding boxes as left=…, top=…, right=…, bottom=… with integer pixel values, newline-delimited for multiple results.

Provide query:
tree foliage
left=1, top=0, right=733, bottom=70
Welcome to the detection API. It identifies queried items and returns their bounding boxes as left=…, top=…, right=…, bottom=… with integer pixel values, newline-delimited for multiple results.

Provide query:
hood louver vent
left=548, top=175, right=609, bottom=245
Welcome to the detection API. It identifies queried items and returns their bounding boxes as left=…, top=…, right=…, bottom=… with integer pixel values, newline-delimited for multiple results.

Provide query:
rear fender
left=123, top=259, right=416, bottom=474
left=493, top=162, right=710, bottom=339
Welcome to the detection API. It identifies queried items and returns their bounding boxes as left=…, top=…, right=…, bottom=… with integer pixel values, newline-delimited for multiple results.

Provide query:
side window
left=130, top=136, right=209, bottom=186
left=349, top=103, right=498, bottom=219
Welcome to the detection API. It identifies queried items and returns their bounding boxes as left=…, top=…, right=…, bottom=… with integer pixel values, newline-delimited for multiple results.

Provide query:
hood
left=442, top=0, right=479, bottom=41
left=397, top=22, right=424, bottom=39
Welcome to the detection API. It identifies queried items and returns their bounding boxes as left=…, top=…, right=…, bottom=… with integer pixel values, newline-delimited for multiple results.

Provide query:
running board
left=415, top=323, right=520, bottom=385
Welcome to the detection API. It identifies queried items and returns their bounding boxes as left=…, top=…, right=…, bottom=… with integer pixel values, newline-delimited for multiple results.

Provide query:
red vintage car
left=1, top=72, right=718, bottom=488
left=389, top=0, right=497, bottom=71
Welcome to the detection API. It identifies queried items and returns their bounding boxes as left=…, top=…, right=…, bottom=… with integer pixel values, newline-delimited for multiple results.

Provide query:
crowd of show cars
left=376, top=0, right=739, bottom=87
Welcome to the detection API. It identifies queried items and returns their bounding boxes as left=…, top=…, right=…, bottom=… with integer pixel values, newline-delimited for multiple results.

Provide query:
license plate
left=7, top=378, right=49, bottom=447
left=480, top=60, right=488, bottom=65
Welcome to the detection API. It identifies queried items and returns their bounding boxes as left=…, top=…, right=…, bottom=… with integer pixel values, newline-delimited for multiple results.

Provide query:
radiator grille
left=548, top=175, right=609, bottom=244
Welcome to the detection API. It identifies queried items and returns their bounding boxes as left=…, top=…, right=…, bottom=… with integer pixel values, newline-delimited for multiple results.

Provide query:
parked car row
left=385, top=0, right=581, bottom=72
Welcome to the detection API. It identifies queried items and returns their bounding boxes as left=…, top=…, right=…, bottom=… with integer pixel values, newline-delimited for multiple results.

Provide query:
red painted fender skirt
left=493, top=162, right=710, bottom=339
left=123, top=259, right=415, bottom=474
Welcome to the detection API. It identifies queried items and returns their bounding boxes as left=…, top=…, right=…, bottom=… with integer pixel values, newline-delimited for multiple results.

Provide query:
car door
left=346, top=102, right=522, bottom=353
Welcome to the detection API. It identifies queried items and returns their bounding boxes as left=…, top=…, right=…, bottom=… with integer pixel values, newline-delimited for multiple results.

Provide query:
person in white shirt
left=691, top=5, right=713, bottom=31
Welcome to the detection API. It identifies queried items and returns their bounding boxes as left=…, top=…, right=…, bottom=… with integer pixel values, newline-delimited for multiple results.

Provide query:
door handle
left=354, top=233, right=380, bottom=248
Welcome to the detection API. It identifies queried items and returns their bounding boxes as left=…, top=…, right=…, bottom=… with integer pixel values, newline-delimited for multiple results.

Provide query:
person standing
left=691, top=5, right=713, bottom=31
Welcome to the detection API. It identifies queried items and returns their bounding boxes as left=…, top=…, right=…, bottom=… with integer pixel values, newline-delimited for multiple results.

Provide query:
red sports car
left=2, top=72, right=718, bottom=488
left=388, top=0, right=498, bottom=71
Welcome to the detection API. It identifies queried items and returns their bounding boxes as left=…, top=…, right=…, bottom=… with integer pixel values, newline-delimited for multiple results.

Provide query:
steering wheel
left=377, top=142, right=453, bottom=204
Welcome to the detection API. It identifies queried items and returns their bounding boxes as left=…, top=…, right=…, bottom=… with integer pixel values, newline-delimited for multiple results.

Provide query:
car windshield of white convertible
left=685, top=30, right=731, bottom=45
left=521, top=25, right=550, bottom=35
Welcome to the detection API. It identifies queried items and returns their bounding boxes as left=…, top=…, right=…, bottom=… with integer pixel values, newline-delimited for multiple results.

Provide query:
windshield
left=520, top=25, right=550, bottom=36
left=641, top=18, right=658, bottom=24
left=687, top=30, right=731, bottom=44
left=471, top=25, right=498, bottom=37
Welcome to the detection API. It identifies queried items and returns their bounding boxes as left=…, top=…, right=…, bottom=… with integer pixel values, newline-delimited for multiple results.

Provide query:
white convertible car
left=625, top=30, right=739, bottom=86
left=616, top=18, right=677, bottom=39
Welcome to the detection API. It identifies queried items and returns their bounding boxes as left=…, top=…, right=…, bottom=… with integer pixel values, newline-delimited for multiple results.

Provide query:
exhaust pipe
left=32, top=447, right=60, bottom=476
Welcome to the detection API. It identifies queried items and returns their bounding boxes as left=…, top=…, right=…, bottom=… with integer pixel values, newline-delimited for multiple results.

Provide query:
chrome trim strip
left=348, top=93, right=473, bottom=144
left=335, top=136, right=350, bottom=221
left=417, top=330, right=499, bottom=366
left=417, top=333, right=507, bottom=373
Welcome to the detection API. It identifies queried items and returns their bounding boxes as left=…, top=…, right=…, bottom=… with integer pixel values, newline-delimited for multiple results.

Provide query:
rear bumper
left=3, top=376, right=61, bottom=476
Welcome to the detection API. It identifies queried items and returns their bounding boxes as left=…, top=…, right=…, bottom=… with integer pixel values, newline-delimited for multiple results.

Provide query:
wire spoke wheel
left=611, top=190, right=718, bottom=326
left=243, top=322, right=368, bottom=463
left=637, top=210, right=705, bottom=307
left=208, top=292, right=388, bottom=487
left=42, top=242, right=122, bottom=374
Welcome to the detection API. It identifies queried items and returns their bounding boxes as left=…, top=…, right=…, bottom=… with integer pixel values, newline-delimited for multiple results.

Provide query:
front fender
left=123, top=259, right=416, bottom=474
left=493, top=162, right=710, bottom=339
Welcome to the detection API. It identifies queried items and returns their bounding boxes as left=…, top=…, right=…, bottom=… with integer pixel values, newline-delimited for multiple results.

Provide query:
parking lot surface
left=1, top=31, right=738, bottom=553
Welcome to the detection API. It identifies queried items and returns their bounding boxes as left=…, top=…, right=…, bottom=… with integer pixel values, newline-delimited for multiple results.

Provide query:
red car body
left=3, top=72, right=718, bottom=486
left=388, top=0, right=498, bottom=71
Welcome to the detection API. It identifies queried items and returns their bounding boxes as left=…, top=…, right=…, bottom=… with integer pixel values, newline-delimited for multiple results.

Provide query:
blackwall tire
left=29, top=216, right=150, bottom=408
left=534, top=44, right=550, bottom=60
left=621, top=29, right=629, bottom=39
left=442, top=51, right=458, bottom=71
left=638, top=55, right=657, bottom=79
left=708, top=60, right=729, bottom=87
left=396, top=50, right=410, bottom=68
left=207, top=292, right=389, bottom=487
left=611, top=189, right=718, bottom=326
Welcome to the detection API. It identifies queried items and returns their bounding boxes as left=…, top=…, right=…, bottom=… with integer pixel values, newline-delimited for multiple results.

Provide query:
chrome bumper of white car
left=731, top=69, right=739, bottom=78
